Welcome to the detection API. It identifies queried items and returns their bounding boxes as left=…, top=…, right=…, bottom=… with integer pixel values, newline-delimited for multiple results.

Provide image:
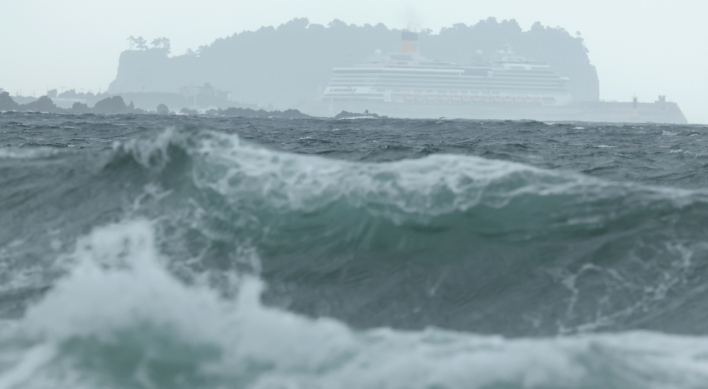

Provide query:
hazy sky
left=1, top=0, right=707, bottom=122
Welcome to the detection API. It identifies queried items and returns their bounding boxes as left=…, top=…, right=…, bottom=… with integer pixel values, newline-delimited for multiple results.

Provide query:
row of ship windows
left=328, top=82, right=568, bottom=88
left=329, top=88, right=557, bottom=97
left=328, top=85, right=567, bottom=91
left=326, top=87, right=566, bottom=93
left=324, top=96, right=558, bottom=102
left=332, top=69, right=556, bottom=77
left=331, top=77, right=561, bottom=82
left=335, top=69, right=556, bottom=74
left=330, top=75, right=563, bottom=81
left=329, top=77, right=565, bottom=83
left=331, top=80, right=567, bottom=86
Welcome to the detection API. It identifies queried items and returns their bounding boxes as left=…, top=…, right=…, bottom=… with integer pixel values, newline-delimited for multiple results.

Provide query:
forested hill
left=108, top=18, right=599, bottom=108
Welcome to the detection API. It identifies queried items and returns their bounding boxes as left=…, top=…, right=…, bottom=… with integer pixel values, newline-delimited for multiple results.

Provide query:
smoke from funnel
left=404, top=6, right=422, bottom=32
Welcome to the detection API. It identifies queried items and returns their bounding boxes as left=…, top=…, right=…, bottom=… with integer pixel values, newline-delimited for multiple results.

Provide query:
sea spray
left=4, top=124, right=708, bottom=335
left=113, top=126, right=708, bottom=335
left=1, top=220, right=708, bottom=388
left=4, top=113, right=708, bottom=387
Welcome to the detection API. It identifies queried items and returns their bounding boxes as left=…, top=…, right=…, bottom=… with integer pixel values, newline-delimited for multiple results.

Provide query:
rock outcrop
left=22, top=96, right=60, bottom=112
left=206, top=107, right=310, bottom=118
left=93, top=96, right=132, bottom=114
left=0, top=92, right=19, bottom=110
left=334, top=110, right=384, bottom=119
left=71, top=102, right=91, bottom=114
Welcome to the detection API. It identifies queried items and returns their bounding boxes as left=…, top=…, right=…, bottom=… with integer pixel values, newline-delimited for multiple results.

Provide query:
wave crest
left=4, top=126, right=708, bottom=337
left=4, top=220, right=708, bottom=389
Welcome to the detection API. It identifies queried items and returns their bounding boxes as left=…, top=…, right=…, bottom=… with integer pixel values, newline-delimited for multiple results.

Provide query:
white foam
left=20, top=220, right=228, bottom=343
left=339, top=116, right=377, bottom=120
left=113, top=126, right=177, bottom=168
left=2, top=220, right=708, bottom=388
left=183, top=129, right=592, bottom=216
left=107, top=127, right=708, bottom=231
left=0, top=148, right=60, bottom=159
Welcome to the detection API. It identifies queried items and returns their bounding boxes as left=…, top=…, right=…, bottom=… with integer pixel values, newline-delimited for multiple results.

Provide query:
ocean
left=2, top=111, right=708, bottom=388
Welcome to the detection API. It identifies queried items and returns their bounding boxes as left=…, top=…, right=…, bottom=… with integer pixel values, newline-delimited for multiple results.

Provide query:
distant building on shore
left=178, top=83, right=228, bottom=103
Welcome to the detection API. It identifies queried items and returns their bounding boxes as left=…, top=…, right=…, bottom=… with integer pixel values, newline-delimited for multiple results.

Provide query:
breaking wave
left=2, top=219, right=708, bottom=388
left=3, top=126, right=708, bottom=388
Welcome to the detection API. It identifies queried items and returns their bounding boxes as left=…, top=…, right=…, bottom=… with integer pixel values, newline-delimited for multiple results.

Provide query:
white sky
left=1, top=0, right=706, bottom=123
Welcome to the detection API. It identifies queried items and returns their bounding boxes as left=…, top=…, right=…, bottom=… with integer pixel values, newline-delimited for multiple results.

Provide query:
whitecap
left=0, top=148, right=60, bottom=159
left=2, top=220, right=708, bottom=388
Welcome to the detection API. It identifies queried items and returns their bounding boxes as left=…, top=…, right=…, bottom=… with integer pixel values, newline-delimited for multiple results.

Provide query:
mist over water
left=3, top=112, right=708, bottom=388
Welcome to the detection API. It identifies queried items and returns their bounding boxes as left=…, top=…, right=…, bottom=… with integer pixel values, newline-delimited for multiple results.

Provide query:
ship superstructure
left=322, top=31, right=573, bottom=112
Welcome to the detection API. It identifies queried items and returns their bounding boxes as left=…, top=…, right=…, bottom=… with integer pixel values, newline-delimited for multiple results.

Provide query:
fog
left=1, top=0, right=706, bottom=122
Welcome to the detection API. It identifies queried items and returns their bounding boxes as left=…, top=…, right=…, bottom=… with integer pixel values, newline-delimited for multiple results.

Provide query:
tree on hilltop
left=136, top=37, right=148, bottom=50
left=127, top=36, right=148, bottom=50
left=151, top=37, right=171, bottom=54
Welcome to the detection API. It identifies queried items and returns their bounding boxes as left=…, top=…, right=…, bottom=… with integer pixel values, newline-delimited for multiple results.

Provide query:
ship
left=307, top=31, right=687, bottom=124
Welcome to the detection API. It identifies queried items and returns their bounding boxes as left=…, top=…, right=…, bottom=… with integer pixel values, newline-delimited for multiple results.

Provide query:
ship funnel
left=401, top=31, right=419, bottom=53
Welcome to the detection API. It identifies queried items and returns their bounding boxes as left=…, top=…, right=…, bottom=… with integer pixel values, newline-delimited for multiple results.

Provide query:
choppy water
left=2, top=112, right=708, bottom=388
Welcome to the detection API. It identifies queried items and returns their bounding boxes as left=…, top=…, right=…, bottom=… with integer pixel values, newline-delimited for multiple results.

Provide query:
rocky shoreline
left=0, top=92, right=311, bottom=118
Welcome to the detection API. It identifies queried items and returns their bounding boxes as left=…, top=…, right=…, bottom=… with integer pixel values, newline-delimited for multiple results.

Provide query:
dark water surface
left=2, top=112, right=708, bottom=388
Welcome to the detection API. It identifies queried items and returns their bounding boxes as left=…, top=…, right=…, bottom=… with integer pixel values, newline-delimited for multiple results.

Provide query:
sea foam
left=1, top=220, right=708, bottom=388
